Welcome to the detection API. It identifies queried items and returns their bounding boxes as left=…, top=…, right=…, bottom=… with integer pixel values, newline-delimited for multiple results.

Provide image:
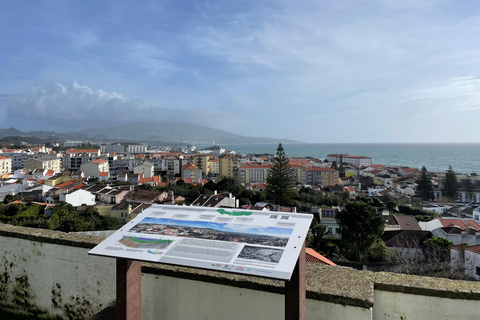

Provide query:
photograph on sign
left=88, top=205, right=312, bottom=280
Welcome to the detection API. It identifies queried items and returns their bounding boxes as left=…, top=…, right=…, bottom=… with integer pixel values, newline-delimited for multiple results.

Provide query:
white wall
left=373, top=290, right=480, bottom=320
left=2, top=227, right=480, bottom=320
left=0, top=236, right=116, bottom=319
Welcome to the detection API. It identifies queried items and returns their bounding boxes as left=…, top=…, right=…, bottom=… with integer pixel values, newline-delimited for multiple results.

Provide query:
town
left=0, top=139, right=479, bottom=281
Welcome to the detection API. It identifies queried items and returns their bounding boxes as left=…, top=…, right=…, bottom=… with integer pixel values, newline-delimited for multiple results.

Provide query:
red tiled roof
left=344, top=186, right=355, bottom=192
left=438, top=219, right=469, bottom=230
left=0, top=156, right=11, bottom=160
left=305, top=248, right=337, bottom=266
left=90, top=159, right=108, bottom=165
left=45, top=170, right=55, bottom=176
left=56, top=181, right=75, bottom=189
left=182, top=163, right=198, bottom=170
left=466, top=245, right=480, bottom=255
left=451, top=244, right=467, bottom=251
left=99, top=172, right=109, bottom=176
left=465, top=220, right=480, bottom=232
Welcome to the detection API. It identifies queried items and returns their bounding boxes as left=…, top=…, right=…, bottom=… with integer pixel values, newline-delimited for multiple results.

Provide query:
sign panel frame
left=89, top=205, right=313, bottom=280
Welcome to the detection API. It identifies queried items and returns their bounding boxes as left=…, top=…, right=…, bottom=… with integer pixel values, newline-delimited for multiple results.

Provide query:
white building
left=80, top=159, right=109, bottom=178
left=0, top=156, right=12, bottom=175
left=134, top=162, right=154, bottom=178
left=326, top=154, right=371, bottom=167
left=59, top=189, right=95, bottom=206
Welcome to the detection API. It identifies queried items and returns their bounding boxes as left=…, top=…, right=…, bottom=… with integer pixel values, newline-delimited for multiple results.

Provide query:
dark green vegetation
left=0, top=202, right=124, bottom=232
left=336, top=201, right=385, bottom=262
left=416, top=166, right=434, bottom=201
left=442, top=165, right=458, bottom=201
left=266, top=144, right=296, bottom=206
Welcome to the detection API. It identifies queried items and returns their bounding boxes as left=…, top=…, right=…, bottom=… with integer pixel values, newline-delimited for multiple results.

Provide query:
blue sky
left=1, top=0, right=480, bottom=142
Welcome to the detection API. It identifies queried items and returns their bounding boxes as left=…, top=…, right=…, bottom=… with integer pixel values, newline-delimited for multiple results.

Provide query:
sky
left=1, top=0, right=480, bottom=143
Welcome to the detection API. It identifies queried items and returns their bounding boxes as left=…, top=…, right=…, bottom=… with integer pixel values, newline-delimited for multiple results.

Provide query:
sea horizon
left=196, top=143, right=480, bottom=174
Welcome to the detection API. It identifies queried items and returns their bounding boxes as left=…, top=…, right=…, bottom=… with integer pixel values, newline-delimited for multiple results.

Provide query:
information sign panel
left=89, top=205, right=312, bottom=280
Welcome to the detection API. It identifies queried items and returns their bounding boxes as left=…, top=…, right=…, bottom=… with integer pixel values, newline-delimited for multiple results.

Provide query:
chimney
left=214, top=190, right=217, bottom=195
left=236, top=199, right=239, bottom=208
left=229, top=193, right=232, bottom=199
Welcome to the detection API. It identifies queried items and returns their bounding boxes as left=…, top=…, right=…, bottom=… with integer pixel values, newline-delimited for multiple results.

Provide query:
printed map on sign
left=88, top=205, right=312, bottom=280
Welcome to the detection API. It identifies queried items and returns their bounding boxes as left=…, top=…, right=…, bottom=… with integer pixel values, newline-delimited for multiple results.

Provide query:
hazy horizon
left=1, top=1, right=480, bottom=143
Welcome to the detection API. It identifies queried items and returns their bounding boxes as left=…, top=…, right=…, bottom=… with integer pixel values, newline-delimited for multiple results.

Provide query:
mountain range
left=0, top=122, right=301, bottom=145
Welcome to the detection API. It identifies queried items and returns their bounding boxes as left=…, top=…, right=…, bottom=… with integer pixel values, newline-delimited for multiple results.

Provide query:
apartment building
left=238, top=164, right=271, bottom=184
left=306, top=167, right=339, bottom=186
left=193, top=154, right=210, bottom=177
left=219, top=155, right=238, bottom=178
left=80, top=159, right=109, bottom=178
left=0, top=156, right=12, bottom=175
left=23, top=157, right=62, bottom=172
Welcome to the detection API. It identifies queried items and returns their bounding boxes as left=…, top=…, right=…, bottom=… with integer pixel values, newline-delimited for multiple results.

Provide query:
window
left=476, top=267, right=480, bottom=276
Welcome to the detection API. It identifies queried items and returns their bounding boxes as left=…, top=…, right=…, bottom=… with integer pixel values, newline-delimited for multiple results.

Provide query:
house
left=59, top=189, right=95, bottom=206
left=134, top=162, right=154, bottom=179
left=80, top=159, right=109, bottom=179
left=398, top=168, right=420, bottom=178
left=432, top=226, right=480, bottom=246
left=451, top=244, right=480, bottom=280
left=99, top=171, right=110, bottom=182
left=382, top=230, right=432, bottom=258
left=192, top=192, right=237, bottom=208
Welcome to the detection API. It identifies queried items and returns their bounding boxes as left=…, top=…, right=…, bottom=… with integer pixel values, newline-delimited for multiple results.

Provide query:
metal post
left=285, top=242, right=306, bottom=320
left=116, top=259, right=141, bottom=320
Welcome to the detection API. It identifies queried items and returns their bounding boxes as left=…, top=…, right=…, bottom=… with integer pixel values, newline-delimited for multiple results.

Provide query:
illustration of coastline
left=119, top=236, right=173, bottom=250
left=128, top=217, right=293, bottom=248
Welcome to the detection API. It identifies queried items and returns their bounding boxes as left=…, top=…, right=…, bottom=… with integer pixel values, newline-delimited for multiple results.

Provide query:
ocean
left=198, top=143, right=480, bottom=174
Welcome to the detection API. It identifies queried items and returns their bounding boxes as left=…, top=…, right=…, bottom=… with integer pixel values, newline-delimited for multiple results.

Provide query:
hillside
left=0, top=122, right=301, bottom=145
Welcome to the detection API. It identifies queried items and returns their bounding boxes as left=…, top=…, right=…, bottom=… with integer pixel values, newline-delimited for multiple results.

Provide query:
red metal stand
left=285, top=242, right=306, bottom=320
left=116, top=259, right=141, bottom=320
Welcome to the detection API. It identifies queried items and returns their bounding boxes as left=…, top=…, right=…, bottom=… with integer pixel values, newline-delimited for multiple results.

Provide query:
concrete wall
left=1, top=224, right=480, bottom=320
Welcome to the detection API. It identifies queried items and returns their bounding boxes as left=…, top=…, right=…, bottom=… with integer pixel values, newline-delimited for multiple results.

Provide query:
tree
left=442, top=165, right=458, bottom=201
left=416, top=166, right=434, bottom=201
left=382, top=194, right=397, bottom=212
left=336, top=201, right=384, bottom=261
left=266, top=143, right=296, bottom=205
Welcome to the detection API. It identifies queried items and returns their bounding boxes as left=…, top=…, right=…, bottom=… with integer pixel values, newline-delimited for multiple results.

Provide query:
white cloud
left=0, top=82, right=233, bottom=132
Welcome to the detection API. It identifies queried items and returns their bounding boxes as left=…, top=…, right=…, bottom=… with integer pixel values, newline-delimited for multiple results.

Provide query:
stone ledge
left=3, top=224, right=480, bottom=309
left=0, top=223, right=101, bottom=248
